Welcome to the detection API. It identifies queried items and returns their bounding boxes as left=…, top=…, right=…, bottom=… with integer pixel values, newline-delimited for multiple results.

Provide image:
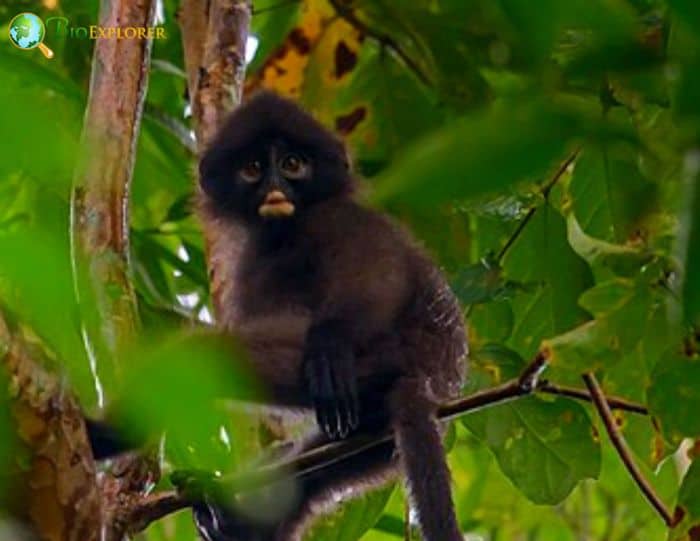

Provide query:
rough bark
left=178, top=0, right=252, bottom=314
left=180, top=0, right=251, bottom=150
left=1, top=312, right=100, bottom=541
left=71, top=0, right=155, bottom=393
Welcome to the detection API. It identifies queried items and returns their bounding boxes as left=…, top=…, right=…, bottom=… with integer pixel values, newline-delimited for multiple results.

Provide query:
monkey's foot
left=193, top=502, right=276, bottom=541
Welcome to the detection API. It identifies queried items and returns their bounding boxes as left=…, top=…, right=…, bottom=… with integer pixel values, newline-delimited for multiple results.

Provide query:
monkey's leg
left=271, top=437, right=397, bottom=541
left=193, top=433, right=396, bottom=541
left=389, top=377, right=462, bottom=541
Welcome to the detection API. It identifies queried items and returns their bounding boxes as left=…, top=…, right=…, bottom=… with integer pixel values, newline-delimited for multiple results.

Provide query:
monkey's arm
left=303, top=207, right=413, bottom=440
left=303, top=319, right=359, bottom=439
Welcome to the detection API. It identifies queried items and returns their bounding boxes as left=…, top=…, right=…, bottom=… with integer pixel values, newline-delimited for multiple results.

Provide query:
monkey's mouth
left=258, top=190, right=295, bottom=218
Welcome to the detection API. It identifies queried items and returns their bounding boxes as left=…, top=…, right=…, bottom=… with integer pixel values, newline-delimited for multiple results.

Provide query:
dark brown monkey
left=195, top=91, right=467, bottom=541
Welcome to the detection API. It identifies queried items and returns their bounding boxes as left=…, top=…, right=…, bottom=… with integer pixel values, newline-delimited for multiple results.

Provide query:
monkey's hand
left=303, top=323, right=359, bottom=439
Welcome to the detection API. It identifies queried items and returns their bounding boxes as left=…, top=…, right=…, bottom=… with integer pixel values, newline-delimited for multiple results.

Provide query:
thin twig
left=539, top=381, right=648, bottom=415
left=496, top=148, right=580, bottom=262
left=328, top=0, right=432, bottom=88
left=582, top=372, right=675, bottom=527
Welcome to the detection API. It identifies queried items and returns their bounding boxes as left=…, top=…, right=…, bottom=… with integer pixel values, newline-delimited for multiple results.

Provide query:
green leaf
left=0, top=51, right=82, bottom=188
left=0, top=228, right=96, bottom=404
left=544, top=277, right=671, bottom=375
left=648, top=355, right=700, bottom=445
left=471, top=343, right=527, bottom=382
left=351, top=0, right=489, bottom=107
left=668, top=0, right=700, bottom=34
left=463, top=395, right=601, bottom=505
left=579, top=279, right=654, bottom=350
left=543, top=320, right=617, bottom=375
left=139, top=506, right=199, bottom=541
left=373, top=100, right=580, bottom=208
left=331, top=41, right=444, bottom=174
left=503, top=204, right=593, bottom=358
left=304, top=485, right=394, bottom=541
left=565, top=213, right=652, bottom=276
left=569, top=145, right=657, bottom=244
left=469, top=299, right=515, bottom=346
left=452, top=257, right=504, bottom=306
left=115, top=331, right=261, bottom=470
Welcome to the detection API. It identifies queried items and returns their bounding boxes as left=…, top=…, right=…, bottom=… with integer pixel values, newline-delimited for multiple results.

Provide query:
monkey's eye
left=239, top=160, right=262, bottom=183
left=280, top=153, right=310, bottom=180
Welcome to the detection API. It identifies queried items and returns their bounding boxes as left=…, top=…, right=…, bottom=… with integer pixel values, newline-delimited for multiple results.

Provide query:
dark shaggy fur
left=196, top=91, right=468, bottom=541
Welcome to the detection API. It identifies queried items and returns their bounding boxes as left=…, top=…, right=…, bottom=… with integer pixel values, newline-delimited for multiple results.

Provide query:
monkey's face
left=236, top=140, right=312, bottom=220
left=200, top=138, right=350, bottom=224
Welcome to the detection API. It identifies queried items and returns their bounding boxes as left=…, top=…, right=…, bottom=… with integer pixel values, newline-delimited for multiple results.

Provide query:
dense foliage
left=1, top=0, right=700, bottom=540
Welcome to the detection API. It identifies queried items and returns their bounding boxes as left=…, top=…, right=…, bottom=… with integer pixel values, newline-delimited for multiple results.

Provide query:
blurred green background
left=1, top=0, right=700, bottom=539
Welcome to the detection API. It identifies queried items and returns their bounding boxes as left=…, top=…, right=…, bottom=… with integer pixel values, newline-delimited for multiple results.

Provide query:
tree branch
left=179, top=0, right=251, bottom=316
left=71, top=0, right=156, bottom=396
left=582, top=372, right=675, bottom=527
left=70, top=0, right=163, bottom=538
left=539, top=380, right=648, bottom=415
left=125, top=491, right=187, bottom=535
left=181, top=0, right=252, bottom=150
left=0, top=310, right=101, bottom=540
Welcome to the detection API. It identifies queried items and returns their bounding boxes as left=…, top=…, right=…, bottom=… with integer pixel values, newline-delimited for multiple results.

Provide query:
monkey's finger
left=305, top=353, right=330, bottom=436
left=328, top=358, right=354, bottom=438
left=334, top=392, right=351, bottom=439
left=318, top=361, right=339, bottom=439
left=347, top=383, right=359, bottom=431
left=335, top=355, right=359, bottom=433
left=313, top=392, right=334, bottom=439
left=336, top=382, right=355, bottom=437
left=343, top=359, right=360, bottom=431
left=318, top=402, right=336, bottom=439
left=336, top=415, right=349, bottom=438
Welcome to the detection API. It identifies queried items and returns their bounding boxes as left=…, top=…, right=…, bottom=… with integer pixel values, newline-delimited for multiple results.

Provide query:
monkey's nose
left=259, top=190, right=295, bottom=217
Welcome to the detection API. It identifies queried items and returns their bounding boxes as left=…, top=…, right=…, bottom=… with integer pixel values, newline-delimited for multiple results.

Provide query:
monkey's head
left=199, top=92, right=352, bottom=223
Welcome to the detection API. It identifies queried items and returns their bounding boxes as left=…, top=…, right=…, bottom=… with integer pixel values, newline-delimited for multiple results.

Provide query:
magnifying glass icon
left=8, top=12, right=54, bottom=59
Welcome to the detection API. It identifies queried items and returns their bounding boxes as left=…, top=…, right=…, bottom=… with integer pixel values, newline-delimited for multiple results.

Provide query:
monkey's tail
left=390, top=379, right=462, bottom=541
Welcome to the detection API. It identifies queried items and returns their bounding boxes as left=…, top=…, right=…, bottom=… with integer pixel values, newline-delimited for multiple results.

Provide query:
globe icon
left=8, top=12, right=53, bottom=58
